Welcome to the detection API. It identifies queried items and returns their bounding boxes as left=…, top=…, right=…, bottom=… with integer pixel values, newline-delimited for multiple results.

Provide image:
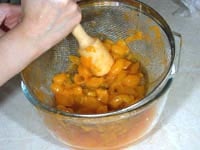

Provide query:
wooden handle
left=72, top=24, right=94, bottom=49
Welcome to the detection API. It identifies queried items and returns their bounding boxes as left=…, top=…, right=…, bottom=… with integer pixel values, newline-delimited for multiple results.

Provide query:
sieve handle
left=170, top=31, right=182, bottom=77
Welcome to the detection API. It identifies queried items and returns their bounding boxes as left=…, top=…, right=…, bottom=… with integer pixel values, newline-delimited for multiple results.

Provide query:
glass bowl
left=21, top=0, right=178, bottom=149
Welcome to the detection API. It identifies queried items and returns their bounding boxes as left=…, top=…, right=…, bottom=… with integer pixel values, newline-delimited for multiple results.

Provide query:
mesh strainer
left=21, top=0, right=175, bottom=116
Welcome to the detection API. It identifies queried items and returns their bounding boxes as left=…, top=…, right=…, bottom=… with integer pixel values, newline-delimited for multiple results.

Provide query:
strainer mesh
left=22, top=0, right=172, bottom=107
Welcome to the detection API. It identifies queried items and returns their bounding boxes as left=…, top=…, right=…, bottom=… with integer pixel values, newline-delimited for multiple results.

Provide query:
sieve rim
left=21, top=0, right=175, bottom=118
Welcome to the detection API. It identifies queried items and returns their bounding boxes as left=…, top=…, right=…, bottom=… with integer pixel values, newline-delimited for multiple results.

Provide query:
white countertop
left=0, top=0, right=200, bottom=150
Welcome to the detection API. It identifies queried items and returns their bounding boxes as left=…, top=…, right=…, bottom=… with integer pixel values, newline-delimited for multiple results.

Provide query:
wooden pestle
left=72, top=24, right=114, bottom=76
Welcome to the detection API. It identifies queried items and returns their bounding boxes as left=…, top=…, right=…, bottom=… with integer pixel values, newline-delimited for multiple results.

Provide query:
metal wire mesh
left=21, top=0, right=173, bottom=109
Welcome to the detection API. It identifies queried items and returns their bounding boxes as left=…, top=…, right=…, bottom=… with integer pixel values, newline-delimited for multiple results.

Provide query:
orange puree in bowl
left=43, top=104, right=155, bottom=149
left=51, top=38, right=147, bottom=114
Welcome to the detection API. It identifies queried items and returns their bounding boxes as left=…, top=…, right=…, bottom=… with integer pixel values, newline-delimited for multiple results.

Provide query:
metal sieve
left=21, top=0, right=176, bottom=117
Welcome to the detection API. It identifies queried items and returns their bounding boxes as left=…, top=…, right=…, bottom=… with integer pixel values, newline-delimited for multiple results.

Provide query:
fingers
left=4, top=5, right=22, bottom=29
left=0, top=4, right=22, bottom=30
left=56, top=0, right=81, bottom=25
left=18, top=0, right=82, bottom=54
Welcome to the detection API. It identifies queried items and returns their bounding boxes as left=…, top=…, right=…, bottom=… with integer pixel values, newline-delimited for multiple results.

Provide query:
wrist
left=18, top=20, right=56, bottom=57
left=15, top=22, right=45, bottom=59
left=0, top=23, right=43, bottom=85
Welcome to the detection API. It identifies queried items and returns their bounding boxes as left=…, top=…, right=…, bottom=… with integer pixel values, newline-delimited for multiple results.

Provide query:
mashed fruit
left=51, top=38, right=147, bottom=114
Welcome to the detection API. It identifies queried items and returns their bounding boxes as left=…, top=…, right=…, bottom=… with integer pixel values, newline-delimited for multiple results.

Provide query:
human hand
left=0, top=0, right=81, bottom=86
left=0, top=4, right=21, bottom=37
left=20, top=0, right=81, bottom=54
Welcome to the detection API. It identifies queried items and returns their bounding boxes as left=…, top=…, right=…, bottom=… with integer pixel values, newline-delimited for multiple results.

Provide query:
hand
left=20, top=0, right=82, bottom=54
left=0, top=4, right=22, bottom=37
left=0, top=0, right=81, bottom=86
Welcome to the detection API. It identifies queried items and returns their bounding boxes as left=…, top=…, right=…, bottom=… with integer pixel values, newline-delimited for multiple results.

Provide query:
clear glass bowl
left=21, top=0, right=178, bottom=149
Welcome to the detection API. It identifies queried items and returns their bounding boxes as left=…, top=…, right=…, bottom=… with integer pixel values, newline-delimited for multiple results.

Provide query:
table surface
left=1, top=0, right=200, bottom=150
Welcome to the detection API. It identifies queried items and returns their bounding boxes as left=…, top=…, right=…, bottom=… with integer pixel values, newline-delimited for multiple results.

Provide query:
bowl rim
left=21, top=0, right=175, bottom=118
